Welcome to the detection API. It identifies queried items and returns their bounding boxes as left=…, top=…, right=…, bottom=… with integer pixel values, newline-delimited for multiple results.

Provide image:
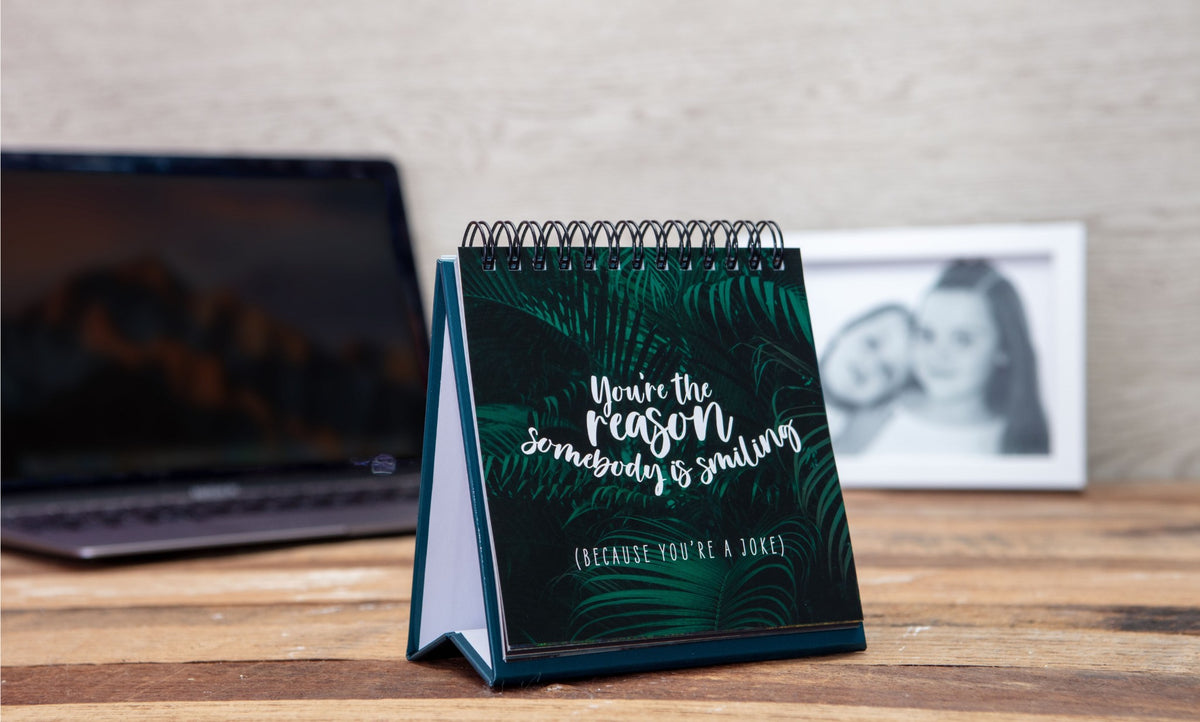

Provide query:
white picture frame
left=787, top=223, right=1086, bottom=490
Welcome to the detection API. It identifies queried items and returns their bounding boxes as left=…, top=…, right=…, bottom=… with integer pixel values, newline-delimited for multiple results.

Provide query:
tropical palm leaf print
left=458, top=245, right=861, bottom=652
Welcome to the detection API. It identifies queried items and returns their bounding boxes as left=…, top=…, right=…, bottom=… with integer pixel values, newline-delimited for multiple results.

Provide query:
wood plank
left=0, top=602, right=409, bottom=666
left=858, top=564, right=1200, bottom=607
left=3, top=601, right=1196, bottom=672
left=3, top=700, right=1174, bottom=722
left=0, top=563, right=404, bottom=611
left=3, top=660, right=1197, bottom=719
left=850, top=522, right=1200, bottom=564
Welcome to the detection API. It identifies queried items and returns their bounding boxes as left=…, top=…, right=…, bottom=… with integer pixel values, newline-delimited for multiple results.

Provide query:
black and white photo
left=790, top=224, right=1086, bottom=489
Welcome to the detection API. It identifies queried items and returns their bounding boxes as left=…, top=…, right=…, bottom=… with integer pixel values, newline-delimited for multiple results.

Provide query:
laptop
left=1, top=151, right=429, bottom=559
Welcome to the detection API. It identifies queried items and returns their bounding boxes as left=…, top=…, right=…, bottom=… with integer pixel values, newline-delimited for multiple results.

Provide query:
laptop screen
left=1, top=153, right=428, bottom=489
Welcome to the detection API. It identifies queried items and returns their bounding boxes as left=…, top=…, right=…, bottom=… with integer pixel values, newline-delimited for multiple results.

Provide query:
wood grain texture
left=3, top=482, right=1198, bottom=719
left=2, top=1, right=1198, bottom=481
left=3, top=700, right=1185, bottom=722
left=2, top=663, right=1197, bottom=718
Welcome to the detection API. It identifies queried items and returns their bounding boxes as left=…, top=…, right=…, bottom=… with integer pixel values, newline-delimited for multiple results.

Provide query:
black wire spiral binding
left=463, top=220, right=785, bottom=272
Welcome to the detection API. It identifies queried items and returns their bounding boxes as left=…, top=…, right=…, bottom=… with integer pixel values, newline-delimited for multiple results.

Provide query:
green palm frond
left=681, top=274, right=814, bottom=348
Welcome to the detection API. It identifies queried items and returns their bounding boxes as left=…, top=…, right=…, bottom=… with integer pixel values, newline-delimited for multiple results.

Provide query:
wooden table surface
left=2, top=481, right=1197, bottom=720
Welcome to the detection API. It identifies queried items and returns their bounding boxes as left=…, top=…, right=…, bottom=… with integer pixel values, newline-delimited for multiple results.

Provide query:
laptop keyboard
left=3, top=481, right=420, bottom=535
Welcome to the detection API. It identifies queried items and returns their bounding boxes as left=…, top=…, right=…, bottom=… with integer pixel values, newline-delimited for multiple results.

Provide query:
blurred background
left=3, top=0, right=1198, bottom=481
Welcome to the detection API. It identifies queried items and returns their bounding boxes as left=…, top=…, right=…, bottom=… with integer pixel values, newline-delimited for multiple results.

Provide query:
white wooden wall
left=3, top=0, right=1198, bottom=480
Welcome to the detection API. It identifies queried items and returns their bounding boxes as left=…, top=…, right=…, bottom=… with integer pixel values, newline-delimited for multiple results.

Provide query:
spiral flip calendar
left=407, top=220, right=865, bottom=686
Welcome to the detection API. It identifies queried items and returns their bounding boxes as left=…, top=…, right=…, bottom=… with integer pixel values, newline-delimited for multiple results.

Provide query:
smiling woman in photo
left=868, top=259, right=1050, bottom=455
left=823, top=259, right=1050, bottom=457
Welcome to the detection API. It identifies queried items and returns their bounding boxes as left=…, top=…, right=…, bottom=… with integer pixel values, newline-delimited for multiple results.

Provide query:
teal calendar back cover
left=457, top=245, right=863, bottom=656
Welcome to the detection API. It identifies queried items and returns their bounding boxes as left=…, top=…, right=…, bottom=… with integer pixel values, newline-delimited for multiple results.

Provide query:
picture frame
left=787, top=223, right=1086, bottom=490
